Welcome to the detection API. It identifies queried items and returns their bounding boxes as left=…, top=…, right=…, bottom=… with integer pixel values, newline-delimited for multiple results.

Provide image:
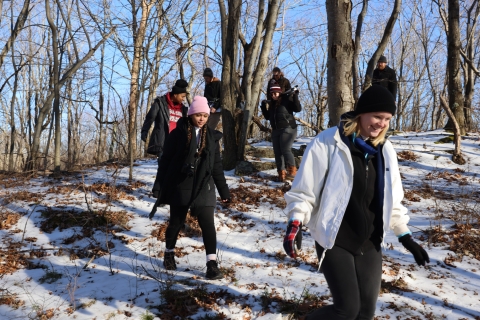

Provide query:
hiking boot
left=206, top=260, right=223, bottom=280
left=163, top=251, right=176, bottom=270
left=277, top=170, right=286, bottom=182
left=286, top=166, right=297, bottom=181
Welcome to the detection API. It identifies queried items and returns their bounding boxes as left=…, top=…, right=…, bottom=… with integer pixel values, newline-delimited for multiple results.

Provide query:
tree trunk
left=440, top=96, right=465, bottom=164
left=445, top=0, right=466, bottom=135
left=326, top=0, right=354, bottom=126
left=127, top=0, right=153, bottom=180
left=237, top=0, right=281, bottom=161
left=218, top=0, right=242, bottom=170
left=352, top=0, right=368, bottom=103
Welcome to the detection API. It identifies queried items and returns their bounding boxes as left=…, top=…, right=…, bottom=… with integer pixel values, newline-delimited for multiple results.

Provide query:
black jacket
left=204, top=78, right=222, bottom=111
left=140, top=95, right=188, bottom=155
left=156, top=117, right=230, bottom=208
left=260, top=92, right=301, bottom=130
left=372, top=66, right=397, bottom=99
left=332, top=120, right=385, bottom=255
left=266, top=76, right=292, bottom=100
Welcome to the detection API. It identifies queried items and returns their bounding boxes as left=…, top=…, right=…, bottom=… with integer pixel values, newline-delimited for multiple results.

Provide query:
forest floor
left=1, top=129, right=480, bottom=320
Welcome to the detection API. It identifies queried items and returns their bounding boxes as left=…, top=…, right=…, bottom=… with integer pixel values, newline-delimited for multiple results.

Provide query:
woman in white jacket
left=283, top=85, right=429, bottom=320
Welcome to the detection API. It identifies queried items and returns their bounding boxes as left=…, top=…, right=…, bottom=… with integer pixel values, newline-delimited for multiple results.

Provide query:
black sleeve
left=288, top=92, right=302, bottom=112
left=141, top=99, right=159, bottom=141
left=260, top=101, right=270, bottom=119
left=211, top=137, right=230, bottom=200
left=389, top=70, right=398, bottom=99
left=156, top=129, right=178, bottom=186
left=372, top=69, right=379, bottom=84
left=284, top=78, right=292, bottom=92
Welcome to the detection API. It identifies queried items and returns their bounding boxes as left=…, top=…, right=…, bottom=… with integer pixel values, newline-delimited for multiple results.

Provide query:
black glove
left=283, top=220, right=302, bottom=258
left=399, top=234, right=429, bottom=266
left=141, top=133, right=147, bottom=143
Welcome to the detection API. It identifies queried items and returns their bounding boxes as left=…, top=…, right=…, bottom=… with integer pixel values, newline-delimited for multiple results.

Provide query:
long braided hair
left=186, top=117, right=208, bottom=157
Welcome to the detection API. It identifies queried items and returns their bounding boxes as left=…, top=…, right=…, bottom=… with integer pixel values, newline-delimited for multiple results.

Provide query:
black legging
left=310, top=242, right=382, bottom=320
left=165, top=206, right=216, bottom=255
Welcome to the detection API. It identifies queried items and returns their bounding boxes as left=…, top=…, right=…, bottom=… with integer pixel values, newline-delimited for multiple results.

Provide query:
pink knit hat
left=188, top=96, right=211, bottom=116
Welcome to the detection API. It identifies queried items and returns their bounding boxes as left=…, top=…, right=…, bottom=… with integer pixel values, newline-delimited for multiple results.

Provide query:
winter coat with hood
left=372, top=66, right=397, bottom=99
left=155, top=117, right=230, bottom=208
left=260, top=92, right=301, bottom=130
left=141, top=95, right=188, bottom=155
left=204, top=77, right=222, bottom=111
left=284, top=121, right=410, bottom=267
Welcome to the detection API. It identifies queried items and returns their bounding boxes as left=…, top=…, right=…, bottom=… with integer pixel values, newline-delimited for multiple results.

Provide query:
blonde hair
left=342, top=115, right=389, bottom=147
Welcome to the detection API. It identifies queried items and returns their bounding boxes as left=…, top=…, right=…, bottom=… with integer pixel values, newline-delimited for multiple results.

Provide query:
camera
left=181, top=163, right=195, bottom=177
left=282, top=85, right=299, bottom=96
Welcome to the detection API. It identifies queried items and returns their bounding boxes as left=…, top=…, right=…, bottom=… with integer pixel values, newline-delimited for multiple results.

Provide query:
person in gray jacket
left=283, top=85, right=429, bottom=319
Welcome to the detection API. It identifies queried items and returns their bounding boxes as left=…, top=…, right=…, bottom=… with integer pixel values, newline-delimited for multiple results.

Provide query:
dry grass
left=397, top=150, right=418, bottom=162
left=39, top=207, right=132, bottom=233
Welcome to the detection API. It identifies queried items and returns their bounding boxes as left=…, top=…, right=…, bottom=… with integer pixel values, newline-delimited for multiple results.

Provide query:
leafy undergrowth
left=39, top=207, right=132, bottom=233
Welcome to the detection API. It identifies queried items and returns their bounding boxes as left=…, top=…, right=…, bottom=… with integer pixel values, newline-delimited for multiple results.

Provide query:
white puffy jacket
left=285, top=127, right=410, bottom=263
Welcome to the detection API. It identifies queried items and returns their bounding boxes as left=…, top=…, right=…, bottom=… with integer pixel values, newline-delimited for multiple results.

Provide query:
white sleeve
left=284, top=136, right=329, bottom=225
left=386, top=143, right=411, bottom=236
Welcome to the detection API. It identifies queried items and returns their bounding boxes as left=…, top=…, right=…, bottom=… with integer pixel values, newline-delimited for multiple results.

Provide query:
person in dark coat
left=203, top=68, right=222, bottom=130
left=260, top=81, right=301, bottom=182
left=156, top=96, right=230, bottom=280
left=266, top=67, right=292, bottom=101
left=141, top=79, right=189, bottom=198
left=372, top=55, right=397, bottom=99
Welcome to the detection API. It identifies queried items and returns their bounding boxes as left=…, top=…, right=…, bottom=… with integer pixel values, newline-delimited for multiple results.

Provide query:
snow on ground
left=0, top=130, right=480, bottom=319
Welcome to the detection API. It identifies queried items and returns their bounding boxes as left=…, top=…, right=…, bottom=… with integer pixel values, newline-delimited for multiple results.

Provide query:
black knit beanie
left=354, top=84, right=396, bottom=116
left=203, top=68, right=214, bottom=77
left=171, top=79, right=188, bottom=94
left=378, top=55, right=387, bottom=63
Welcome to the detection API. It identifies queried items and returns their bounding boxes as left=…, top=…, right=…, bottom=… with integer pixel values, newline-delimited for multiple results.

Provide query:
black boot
left=163, top=251, right=176, bottom=270
left=206, top=260, right=223, bottom=280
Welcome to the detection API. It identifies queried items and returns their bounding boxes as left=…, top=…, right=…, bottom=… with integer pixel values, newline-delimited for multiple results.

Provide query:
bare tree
left=126, top=0, right=155, bottom=180
left=218, top=0, right=242, bottom=170
left=237, top=0, right=282, bottom=161
left=445, top=0, right=466, bottom=134
left=0, top=0, right=31, bottom=69
left=363, top=0, right=402, bottom=91
left=352, top=0, right=368, bottom=102
left=25, top=1, right=114, bottom=171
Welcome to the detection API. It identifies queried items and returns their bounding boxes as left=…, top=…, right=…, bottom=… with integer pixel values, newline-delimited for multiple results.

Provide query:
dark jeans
left=308, top=242, right=382, bottom=320
left=272, top=127, right=297, bottom=171
left=165, top=206, right=216, bottom=255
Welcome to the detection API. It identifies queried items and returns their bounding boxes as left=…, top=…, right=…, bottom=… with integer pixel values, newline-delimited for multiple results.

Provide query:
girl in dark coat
left=155, top=96, right=230, bottom=280
left=260, top=81, right=301, bottom=182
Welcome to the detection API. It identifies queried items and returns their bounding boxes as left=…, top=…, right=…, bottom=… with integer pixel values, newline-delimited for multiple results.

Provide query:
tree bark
left=218, top=0, right=242, bottom=170
left=440, top=96, right=465, bottom=165
left=445, top=0, right=466, bottom=135
left=127, top=0, right=154, bottom=180
left=237, top=0, right=282, bottom=161
left=326, top=0, right=355, bottom=126
left=352, top=0, right=368, bottom=103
